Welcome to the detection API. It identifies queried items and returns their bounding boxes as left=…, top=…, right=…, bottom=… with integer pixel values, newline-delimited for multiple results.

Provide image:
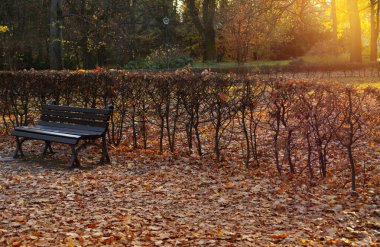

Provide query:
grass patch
left=300, top=54, right=350, bottom=65
left=192, top=60, right=289, bottom=68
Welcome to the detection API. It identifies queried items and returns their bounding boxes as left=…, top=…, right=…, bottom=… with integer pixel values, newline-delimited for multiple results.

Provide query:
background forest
left=0, top=0, right=376, bottom=70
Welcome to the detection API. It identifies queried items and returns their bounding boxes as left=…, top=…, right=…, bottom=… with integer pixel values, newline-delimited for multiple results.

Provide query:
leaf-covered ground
left=0, top=138, right=379, bottom=246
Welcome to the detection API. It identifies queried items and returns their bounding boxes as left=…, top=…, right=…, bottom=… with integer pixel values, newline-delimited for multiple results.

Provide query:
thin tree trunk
left=306, top=126, right=314, bottom=181
left=241, top=106, right=250, bottom=167
left=132, top=105, right=138, bottom=148
left=49, top=0, right=64, bottom=70
left=348, top=146, right=356, bottom=192
left=273, top=113, right=282, bottom=175
left=186, top=117, right=194, bottom=152
left=169, top=100, right=180, bottom=152
left=194, top=111, right=203, bottom=156
left=252, top=123, right=258, bottom=163
left=159, top=116, right=164, bottom=153
left=274, top=131, right=281, bottom=175
left=214, top=115, right=221, bottom=161
left=286, top=130, right=295, bottom=173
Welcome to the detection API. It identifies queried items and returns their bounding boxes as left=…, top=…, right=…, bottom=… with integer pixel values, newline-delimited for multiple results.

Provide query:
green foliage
left=142, top=47, right=193, bottom=69
left=123, top=60, right=139, bottom=70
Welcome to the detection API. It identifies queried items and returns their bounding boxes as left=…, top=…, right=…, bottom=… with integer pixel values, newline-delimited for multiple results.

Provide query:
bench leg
left=101, top=135, right=110, bottom=163
left=42, top=141, right=54, bottom=155
left=69, top=145, right=81, bottom=167
left=13, top=137, right=26, bottom=158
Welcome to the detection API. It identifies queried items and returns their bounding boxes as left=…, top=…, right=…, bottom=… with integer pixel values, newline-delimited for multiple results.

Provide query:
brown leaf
left=272, top=233, right=288, bottom=239
left=86, top=222, right=97, bottom=228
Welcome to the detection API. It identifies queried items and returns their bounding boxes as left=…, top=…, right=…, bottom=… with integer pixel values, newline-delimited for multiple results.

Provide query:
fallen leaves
left=0, top=138, right=379, bottom=246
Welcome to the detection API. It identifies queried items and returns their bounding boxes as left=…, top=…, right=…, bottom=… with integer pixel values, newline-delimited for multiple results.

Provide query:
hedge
left=0, top=68, right=379, bottom=191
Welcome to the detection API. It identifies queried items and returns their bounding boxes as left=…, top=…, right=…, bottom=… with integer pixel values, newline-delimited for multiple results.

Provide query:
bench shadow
left=3, top=154, right=163, bottom=176
left=2, top=151, right=106, bottom=172
left=2, top=146, right=163, bottom=176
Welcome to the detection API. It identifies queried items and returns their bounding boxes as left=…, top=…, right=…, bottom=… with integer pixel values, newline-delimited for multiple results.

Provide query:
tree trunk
left=306, top=126, right=314, bottom=181
left=347, top=0, right=362, bottom=63
left=214, top=110, right=221, bottom=161
left=187, top=0, right=216, bottom=62
left=286, top=130, right=295, bottom=173
left=273, top=113, right=282, bottom=175
left=127, top=0, right=137, bottom=61
left=370, top=0, right=379, bottom=61
left=331, top=0, right=338, bottom=56
left=241, top=105, right=250, bottom=168
left=204, top=26, right=216, bottom=62
left=49, top=0, right=64, bottom=70
left=348, top=146, right=356, bottom=192
left=202, top=0, right=216, bottom=62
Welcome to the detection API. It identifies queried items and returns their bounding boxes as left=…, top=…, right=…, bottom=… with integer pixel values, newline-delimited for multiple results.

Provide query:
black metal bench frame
left=11, top=101, right=113, bottom=167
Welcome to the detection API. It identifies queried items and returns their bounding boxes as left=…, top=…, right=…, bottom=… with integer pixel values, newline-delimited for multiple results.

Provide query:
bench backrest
left=39, top=104, right=113, bottom=133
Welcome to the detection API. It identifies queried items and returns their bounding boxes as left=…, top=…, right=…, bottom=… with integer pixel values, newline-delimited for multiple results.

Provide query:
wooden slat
left=22, top=125, right=102, bottom=137
left=39, top=121, right=105, bottom=133
left=42, top=105, right=111, bottom=115
left=11, top=130, right=78, bottom=145
left=14, top=127, right=81, bottom=139
left=35, top=125, right=101, bottom=136
left=40, top=115, right=108, bottom=128
left=41, top=109, right=109, bottom=121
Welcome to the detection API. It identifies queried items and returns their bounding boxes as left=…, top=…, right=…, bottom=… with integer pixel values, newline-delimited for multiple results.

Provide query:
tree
left=220, top=0, right=277, bottom=63
left=49, top=0, right=64, bottom=70
left=347, top=0, right=362, bottom=63
left=186, top=0, right=216, bottom=62
left=370, top=0, right=379, bottom=61
left=337, top=87, right=372, bottom=193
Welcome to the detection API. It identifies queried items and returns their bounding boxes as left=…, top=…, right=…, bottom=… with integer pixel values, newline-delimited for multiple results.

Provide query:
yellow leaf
left=341, top=238, right=351, bottom=244
left=0, top=25, right=9, bottom=33
left=66, top=237, right=75, bottom=247
left=217, top=229, right=224, bottom=238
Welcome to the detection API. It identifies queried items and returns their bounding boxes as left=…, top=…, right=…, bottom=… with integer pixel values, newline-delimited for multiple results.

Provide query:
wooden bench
left=11, top=101, right=113, bottom=167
